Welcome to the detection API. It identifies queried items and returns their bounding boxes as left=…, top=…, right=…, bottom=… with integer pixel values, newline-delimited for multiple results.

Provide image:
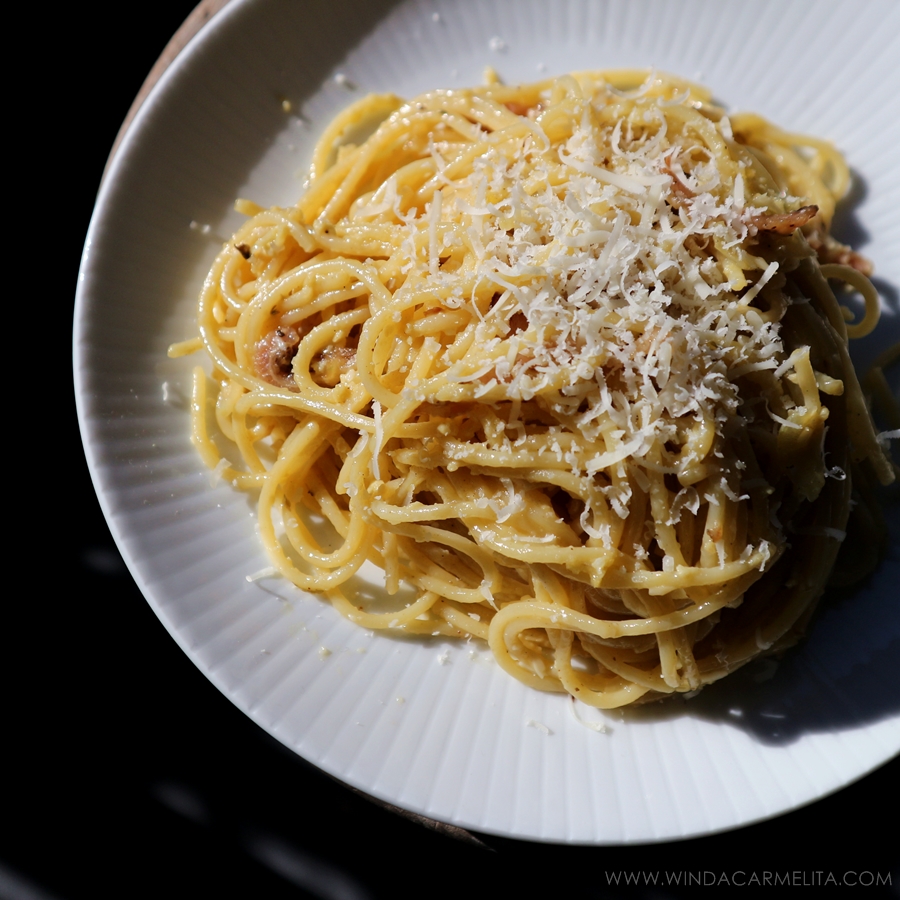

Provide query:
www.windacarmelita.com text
left=605, top=870, right=891, bottom=888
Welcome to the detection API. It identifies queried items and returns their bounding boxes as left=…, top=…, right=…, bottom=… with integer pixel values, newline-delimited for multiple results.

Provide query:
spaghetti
left=172, top=71, right=894, bottom=707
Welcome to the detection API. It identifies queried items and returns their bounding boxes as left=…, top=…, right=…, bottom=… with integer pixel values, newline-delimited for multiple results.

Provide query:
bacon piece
left=504, top=100, right=542, bottom=117
left=311, top=346, right=355, bottom=387
left=749, top=205, right=818, bottom=235
left=661, top=154, right=694, bottom=202
left=805, top=227, right=874, bottom=277
left=255, top=326, right=300, bottom=387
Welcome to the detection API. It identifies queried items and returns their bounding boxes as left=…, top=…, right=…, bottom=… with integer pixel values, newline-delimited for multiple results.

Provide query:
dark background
left=11, top=3, right=896, bottom=898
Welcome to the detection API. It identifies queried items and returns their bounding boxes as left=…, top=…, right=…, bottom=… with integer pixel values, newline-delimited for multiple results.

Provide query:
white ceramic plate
left=75, top=0, right=900, bottom=843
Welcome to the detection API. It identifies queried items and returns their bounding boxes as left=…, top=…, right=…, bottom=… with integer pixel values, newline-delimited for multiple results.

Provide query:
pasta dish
left=171, top=71, right=895, bottom=708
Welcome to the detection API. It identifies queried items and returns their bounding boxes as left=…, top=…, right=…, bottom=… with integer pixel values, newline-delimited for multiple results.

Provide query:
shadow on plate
left=620, top=531, right=900, bottom=746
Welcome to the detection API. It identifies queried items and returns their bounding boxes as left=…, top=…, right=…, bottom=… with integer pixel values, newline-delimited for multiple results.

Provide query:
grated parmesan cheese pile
left=345, top=73, right=809, bottom=541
